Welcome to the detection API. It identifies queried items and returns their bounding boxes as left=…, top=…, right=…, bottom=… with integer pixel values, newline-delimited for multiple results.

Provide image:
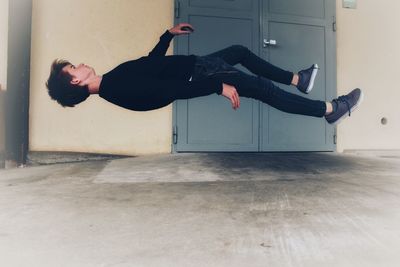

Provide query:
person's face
left=62, top=63, right=96, bottom=86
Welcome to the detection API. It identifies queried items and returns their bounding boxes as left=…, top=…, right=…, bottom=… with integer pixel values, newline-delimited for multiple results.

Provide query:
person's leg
left=191, top=57, right=362, bottom=123
left=205, top=45, right=294, bottom=85
left=213, top=71, right=327, bottom=117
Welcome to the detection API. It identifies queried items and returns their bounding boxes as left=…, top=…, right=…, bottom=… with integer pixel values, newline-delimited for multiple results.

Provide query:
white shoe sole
left=331, top=90, right=364, bottom=126
left=305, top=64, right=319, bottom=93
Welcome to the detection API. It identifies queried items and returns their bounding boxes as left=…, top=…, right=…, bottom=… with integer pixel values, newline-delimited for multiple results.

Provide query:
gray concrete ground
left=0, top=152, right=400, bottom=267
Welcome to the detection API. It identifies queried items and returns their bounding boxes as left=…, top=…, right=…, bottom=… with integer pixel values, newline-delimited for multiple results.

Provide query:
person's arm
left=148, top=23, right=194, bottom=57
left=147, top=30, right=175, bottom=57
left=143, top=78, right=222, bottom=98
left=142, top=79, right=240, bottom=110
left=221, top=83, right=240, bottom=110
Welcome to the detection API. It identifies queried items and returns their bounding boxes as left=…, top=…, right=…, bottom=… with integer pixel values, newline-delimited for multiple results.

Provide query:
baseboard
left=343, top=149, right=400, bottom=158
left=27, top=151, right=132, bottom=166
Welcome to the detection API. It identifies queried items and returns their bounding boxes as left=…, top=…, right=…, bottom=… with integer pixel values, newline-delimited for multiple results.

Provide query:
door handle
left=263, top=39, right=277, bottom=47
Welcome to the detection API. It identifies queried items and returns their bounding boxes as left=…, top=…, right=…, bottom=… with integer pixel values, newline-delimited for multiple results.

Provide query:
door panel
left=269, top=0, right=325, bottom=19
left=174, top=0, right=260, bottom=152
left=189, top=0, right=253, bottom=11
left=187, top=96, right=255, bottom=145
left=261, top=0, right=335, bottom=151
left=263, top=22, right=327, bottom=150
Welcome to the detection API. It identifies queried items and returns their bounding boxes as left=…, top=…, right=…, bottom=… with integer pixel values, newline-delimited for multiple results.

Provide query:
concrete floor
left=1, top=152, right=400, bottom=267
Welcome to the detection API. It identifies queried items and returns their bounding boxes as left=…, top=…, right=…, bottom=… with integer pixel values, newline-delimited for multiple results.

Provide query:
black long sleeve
left=100, top=76, right=222, bottom=111
left=98, top=30, right=223, bottom=112
left=148, top=30, right=175, bottom=57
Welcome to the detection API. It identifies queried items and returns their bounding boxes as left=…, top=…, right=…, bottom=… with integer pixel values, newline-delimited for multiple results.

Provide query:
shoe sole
left=330, top=90, right=364, bottom=126
left=305, top=64, right=318, bottom=93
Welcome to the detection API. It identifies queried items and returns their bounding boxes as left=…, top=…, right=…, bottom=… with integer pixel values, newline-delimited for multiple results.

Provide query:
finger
left=231, top=97, right=236, bottom=109
left=180, top=23, right=194, bottom=31
left=182, top=23, right=193, bottom=28
left=233, top=93, right=239, bottom=109
left=179, top=28, right=193, bottom=34
left=233, top=90, right=239, bottom=108
left=232, top=94, right=237, bottom=109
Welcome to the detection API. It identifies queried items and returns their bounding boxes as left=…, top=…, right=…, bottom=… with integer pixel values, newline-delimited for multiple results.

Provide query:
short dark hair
left=46, top=59, right=90, bottom=107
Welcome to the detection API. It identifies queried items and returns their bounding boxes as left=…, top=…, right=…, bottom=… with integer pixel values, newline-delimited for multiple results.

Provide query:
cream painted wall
left=336, top=0, right=400, bottom=151
left=30, top=0, right=400, bottom=156
left=0, top=0, right=8, bottom=90
left=30, top=0, right=174, bottom=156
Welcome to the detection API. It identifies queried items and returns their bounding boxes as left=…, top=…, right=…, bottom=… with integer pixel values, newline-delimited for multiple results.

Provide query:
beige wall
left=30, top=0, right=400, bottom=156
left=30, top=0, right=174, bottom=156
left=336, top=0, right=400, bottom=151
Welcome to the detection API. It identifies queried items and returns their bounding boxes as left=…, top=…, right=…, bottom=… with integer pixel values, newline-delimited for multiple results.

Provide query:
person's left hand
left=168, top=23, right=194, bottom=35
left=222, top=83, right=240, bottom=110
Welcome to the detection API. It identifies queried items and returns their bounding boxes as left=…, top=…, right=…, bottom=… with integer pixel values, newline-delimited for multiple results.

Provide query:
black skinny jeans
left=192, top=45, right=327, bottom=118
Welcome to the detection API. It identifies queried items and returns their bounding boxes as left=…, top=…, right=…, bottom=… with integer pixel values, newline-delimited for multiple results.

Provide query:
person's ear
left=70, top=78, right=80, bottom=85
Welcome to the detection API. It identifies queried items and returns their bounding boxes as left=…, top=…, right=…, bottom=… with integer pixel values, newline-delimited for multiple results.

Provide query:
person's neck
left=87, top=75, right=103, bottom=94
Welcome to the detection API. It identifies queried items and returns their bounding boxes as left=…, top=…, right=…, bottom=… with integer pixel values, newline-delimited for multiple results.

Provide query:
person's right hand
left=168, top=23, right=194, bottom=35
left=222, top=83, right=240, bottom=110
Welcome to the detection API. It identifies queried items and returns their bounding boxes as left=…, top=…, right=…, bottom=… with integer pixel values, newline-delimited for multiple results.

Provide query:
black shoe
left=325, top=88, right=363, bottom=125
left=297, top=64, right=319, bottom=94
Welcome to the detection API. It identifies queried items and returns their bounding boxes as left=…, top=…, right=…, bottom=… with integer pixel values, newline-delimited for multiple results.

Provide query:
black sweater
left=99, top=30, right=223, bottom=111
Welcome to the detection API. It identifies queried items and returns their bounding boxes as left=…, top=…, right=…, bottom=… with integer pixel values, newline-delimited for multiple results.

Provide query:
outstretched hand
left=168, top=23, right=194, bottom=35
left=222, top=83, right=240, bottom=110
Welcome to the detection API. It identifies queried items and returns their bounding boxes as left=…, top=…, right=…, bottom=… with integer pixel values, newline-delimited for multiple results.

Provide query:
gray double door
left=173, top=0, right=336, bottom=152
